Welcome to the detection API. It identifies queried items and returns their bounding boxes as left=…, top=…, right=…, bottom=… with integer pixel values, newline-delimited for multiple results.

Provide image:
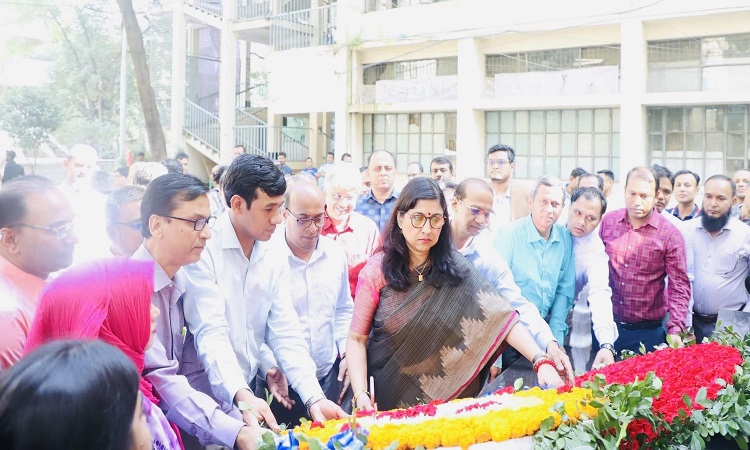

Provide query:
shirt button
left=624, top=263, right=628, bottom=267
left=621, top=282, right=625, bottom=285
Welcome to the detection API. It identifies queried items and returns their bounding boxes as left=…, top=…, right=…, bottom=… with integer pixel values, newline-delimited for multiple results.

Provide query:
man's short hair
left=341, top=153, right=352, bottom=161
left=212, top=165, right=227, bottom=185
left=408, top=161, right=424, bottom=173
left=570, top=167, right=587, bottom=179
left=106, top=185, right=145, bottom=225
left=626, top=166, right=659, bottom=195
left=326, top=164, right=361, bottom=192
left=671, top=169, right=700, bottom=186
left=579, top=173, right=604, bottom=190
left=0, top=175, right=57, bottom=228
left=234, top=145, right=246, bottom=153
left=278, top=152, right=287, bottom=158
left=116, top=166, right=130, bottom=177
left=305, top=157, right=313, bottom=162
left=175, top=152, right=189, bottom=160
left=6, top=150, right=16, bottom=160
left=140, top=174, right=208, bottom=238
left=359, top=166, right=368, bottom=173
left=161, top=159, right=183, bottom=175
left=531, top=175, right=565, bottom=205
left=571, top=186, right=607, bottom=217
left=487, top=144, right=515, bottom=163
left=705, top=174, right=737, bottom=198
left=597, top=169, right=614, bottom=181
left=326, top=151, right=335, bottom=157
left=222, top=154, right=286, bottom=208
left=431, top=156, right=453, bottom=173
left=652, top=164, right=673, bottom=184
left=132, top=162, right=168, bottom=187
left=366, top=150, right=396, bottom=167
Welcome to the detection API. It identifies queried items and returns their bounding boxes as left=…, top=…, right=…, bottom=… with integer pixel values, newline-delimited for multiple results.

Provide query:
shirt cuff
left=593, top=327, right=616, bottom=347
left=536, top=330, right=557, bottom=353
left=207, top=410, right=247, bottom=448
left=225, top=377, right=252, bottom=408
left=294, top=378, right=325, bottom=405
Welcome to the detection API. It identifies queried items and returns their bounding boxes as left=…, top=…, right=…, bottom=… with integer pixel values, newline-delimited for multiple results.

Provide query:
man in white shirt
left=448, top=178, right=574, bottom=384
left=485, top=144, right=531, bottom=231
left=566, top=187, right=618, bottom=369
left=183, top=154, right=346, bottom=430
left=267, top=180, right=353, bottom=421
left=683, top=175, right=750, bottom=343
left=135, top=173, right=254, bottom=449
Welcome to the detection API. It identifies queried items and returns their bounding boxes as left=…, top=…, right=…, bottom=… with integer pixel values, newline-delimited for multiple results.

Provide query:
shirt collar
left=616, top=208, right=660, bottom=229
left=131, top=244, right=185, bottom=296
left=522, top=215, right=560, bottom=244
left=219, top=212, right=243, bottom=251
left=364, top=188, right=397, bottom=203
left=322, top=210, right=353, bottom=235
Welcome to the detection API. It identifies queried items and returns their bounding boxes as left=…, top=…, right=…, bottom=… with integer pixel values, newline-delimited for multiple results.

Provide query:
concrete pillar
left=309, top=112, right=321, bottom=161
left=267, top=113, right=283, bottom=159
left=619, top=19, right=648, bottom=179
left=219, top=0, right=238, bottom=163
left=456, top=37, right=485, bottom=179
left=170, top=0, right=187, bottom=154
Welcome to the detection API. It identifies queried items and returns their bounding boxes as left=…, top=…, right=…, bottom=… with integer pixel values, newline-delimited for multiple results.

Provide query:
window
left=486, top=46, right=621, bottom=76
left=363, top=113, right=456, bottom=171
left=363, top=57, right=458, bottom=85
left=485, top=109, right=620, bottom=179
left=648, top=105, right=750, bottom=177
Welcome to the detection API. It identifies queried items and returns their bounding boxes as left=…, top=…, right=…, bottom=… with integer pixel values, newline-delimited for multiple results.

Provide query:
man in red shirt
left=599, top=166, right=690, bottom=354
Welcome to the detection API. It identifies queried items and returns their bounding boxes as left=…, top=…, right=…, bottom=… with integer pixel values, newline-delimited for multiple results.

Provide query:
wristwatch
left=305, top=393, right=326, bottom=417
left=600, top=343, right=617, bottom=358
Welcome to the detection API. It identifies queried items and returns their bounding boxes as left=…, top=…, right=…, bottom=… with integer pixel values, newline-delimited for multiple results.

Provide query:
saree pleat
left=367, top=251, right=519, bottom=409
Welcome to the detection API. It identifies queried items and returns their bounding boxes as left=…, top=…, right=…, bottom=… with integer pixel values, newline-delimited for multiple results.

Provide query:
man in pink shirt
left=0, top=175, right=77, bottom=369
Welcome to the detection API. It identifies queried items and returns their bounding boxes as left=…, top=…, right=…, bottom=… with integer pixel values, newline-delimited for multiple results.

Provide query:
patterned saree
left=367, top=252, right=518, bottom=410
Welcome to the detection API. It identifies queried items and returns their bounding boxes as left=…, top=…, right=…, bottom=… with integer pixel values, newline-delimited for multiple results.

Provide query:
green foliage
left=0, top=86, right=61, bottom=151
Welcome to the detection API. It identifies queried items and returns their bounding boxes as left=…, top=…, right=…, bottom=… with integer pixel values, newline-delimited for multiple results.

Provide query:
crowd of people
left=0, top=141, right=749, bottom=450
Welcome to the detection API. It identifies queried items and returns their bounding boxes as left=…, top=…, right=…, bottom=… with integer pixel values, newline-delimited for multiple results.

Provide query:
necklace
left=412, top=260, right=431, bottom=282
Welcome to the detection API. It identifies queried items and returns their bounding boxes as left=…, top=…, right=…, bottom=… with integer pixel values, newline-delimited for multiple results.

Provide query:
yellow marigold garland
left=293, top=387, right=598, bottom=450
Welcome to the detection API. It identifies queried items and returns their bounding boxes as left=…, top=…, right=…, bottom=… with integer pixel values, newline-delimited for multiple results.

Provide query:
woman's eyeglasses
left=401, top=212, right=446, bottom=229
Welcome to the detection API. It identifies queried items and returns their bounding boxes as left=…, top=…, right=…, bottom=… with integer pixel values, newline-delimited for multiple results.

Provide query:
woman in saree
left=347, top=178, right=564, bottom=410
left=23, top=258, right=183, bottom=450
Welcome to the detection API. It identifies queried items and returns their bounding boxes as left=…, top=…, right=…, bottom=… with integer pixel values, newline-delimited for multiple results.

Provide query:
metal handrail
left=186, top=0, right=222, bottom=16
left=184, top=99, right=220, bottom=154
left=274, top=126, right=309, bottom=161
left=196, top=82, right=269, bottom=114
left=237, top=0, right=271, bottom=20
left=270, top=4, right=336, bottom=51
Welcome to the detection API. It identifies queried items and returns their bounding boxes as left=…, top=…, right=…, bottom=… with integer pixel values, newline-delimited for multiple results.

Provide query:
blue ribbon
left=278, top=431, right=299, bottom=450
left=326, top=427, right=368, bottom=450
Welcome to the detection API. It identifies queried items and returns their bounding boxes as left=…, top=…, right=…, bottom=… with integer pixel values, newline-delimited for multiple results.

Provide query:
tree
left=0, top=87, right=62, bottom=170
left=116, top=0, right=167, bottom=161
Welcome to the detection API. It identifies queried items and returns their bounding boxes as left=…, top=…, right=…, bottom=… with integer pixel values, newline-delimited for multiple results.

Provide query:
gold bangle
left=351, top=389, right=370, bottom=410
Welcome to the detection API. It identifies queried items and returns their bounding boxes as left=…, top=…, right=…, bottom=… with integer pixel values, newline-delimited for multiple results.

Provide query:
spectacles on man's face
left=457, top=198, right=494, bottom=221
left=330, top=193, right=356, bottom=203
left=10, top=222, right=75, bottom=240
left=401, top=212, right=446, bottom=229
left=286, top=209, right=327, bottom=229
left=487, top=159, right=510, bottom=168
left=162, top=215, right=216, bottom=231
left=114, top=220, right=142, bottom=232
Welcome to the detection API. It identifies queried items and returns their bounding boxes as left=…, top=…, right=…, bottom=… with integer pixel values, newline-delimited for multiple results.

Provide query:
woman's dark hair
left=140, top=173, right=209, bottom=238
left=223, top=154, right=286, bottom=208
left=0, top=340, right=140, bottom=450
left=381, top=177, right=461, bottom=291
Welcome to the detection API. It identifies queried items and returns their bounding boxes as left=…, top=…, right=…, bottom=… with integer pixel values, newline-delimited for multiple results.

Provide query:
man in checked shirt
left=599, top=166, right=691, bottom=353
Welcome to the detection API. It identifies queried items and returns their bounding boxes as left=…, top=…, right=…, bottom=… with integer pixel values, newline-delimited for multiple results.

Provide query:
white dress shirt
left=272, top=231, right=353, bottom=379
left=683, top=217, right=750, bottom=315
left=572, top=231, right=618, bottom=346
left=182, top=212, right=324, bottom=407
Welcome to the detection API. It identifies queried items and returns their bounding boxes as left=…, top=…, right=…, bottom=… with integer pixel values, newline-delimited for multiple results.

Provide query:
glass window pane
left=396, top=154, right=408, bottom=171
left=685, top=159, right=702, bottom=175
left=578, top=134, right=593, bottom=156
left=578, top=110, right=593, bottom=132
left=397, top=134, right=408, bottom=152
left=364, top=115, right=373, bottom=133
left=594, top=109, right=611, bottom=132
left=434, top=113, right=446, bottom=133
left=530, top=134, right=544, bottom=156
left=594, top=134, right=610, bottom=156
left=546, top=134, right=560, bottom=156
left=666, top=108, right=683, bottom=131
left=386, top=114, right=397, bottom=133
left=728, top=106, right=745, bottom=132
left=397, top=114, right=409, bottom=133
left=433, top=134, right=445, bottom=152
left=364, top=134, right=373, bottom=152
left=514, top=156, right=528, bottom=179
left=530, top=157, right=544, bottom=175
left=648, top=108, right=663, bottom=132
left=649, top=134, right=663, bottom=152
left=666, top=132, right=684, bottom=152
left=515, top=134, right=529, bottom=156
left=486, top=112, right=500, bottom=133
left=727, top=159, right=745, bottom=174
left=374, top=114, right=385, bottom=133
left=706, top=159, right=723, bottom=177
left=611, top=157, right=620, bottom=176
left=545, top=157, right=560, bottom=178
left=728, top=133, right=745, bottom=157
left=706, top=107, right=725, bottom=132
left=561, top=157, right=577, bottom=178
left=421, top=113, right=433, bottom=132
left=530, top=111, right=544, bottom=132
left=420, top=135, right=432, bottom=152
left=612, top=133, right=620, bottom=157
left=385, top=134, right=396, bottom=151
left=562, top=110, right=576, bottom=132
left=594, top=157, right=610, bottom=172
left=686, top=107, right=703, bottom=132
left=561, top=133, right=576, bottom=156
left=576, top=157, right=593, bottom=173
left=685, top=133, right=703, bottom=158
left=373, top=134, right=385, bottom=150
left=500, top=134, right=515, bottom=150
left=515, top=111, right=529, bottom=133
left=546, top=110, right=561, bottom=133
left=500, top=111, right=515, bottom=132
left=612, top=109, right=621, bottom=132
left=409, top=134, right=420, bottom=153
left=706, top=133, right=725, bottom=154
left=666, top=158, right=682, bottom=170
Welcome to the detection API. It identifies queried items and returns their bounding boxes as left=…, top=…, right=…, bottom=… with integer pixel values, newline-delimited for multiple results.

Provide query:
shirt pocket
left=715, top=254, right=740, bottom=276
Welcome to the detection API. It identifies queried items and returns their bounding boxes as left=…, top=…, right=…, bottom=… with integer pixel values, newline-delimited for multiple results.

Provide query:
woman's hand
left=536, top=364, right=564, bottom=389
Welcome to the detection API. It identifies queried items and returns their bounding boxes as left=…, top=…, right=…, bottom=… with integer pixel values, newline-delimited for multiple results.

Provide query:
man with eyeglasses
left=486, top=144, right=530, bottom=231
left=183, top=154, right=347, bottom=434
left=321, top=165, right=380, bottom=294
left=449, top=178, right=574, bottom=384
left=0, top=175, right=77, bottom=369
left=262, top=180, right=353, bottom=421
left=356, top=150, right=398, bottom=230
left=494, top=176, right=575, bottom=355
left=105, top=185, right=145, bottom=257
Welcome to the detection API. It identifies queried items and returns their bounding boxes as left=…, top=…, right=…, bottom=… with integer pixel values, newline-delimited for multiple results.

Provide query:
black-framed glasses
left=487, top=159, right=509, bottom=168
left=457, top=198, right=494, bottom=221
left=162, top=215, right=216, bottom=231
left=286, top=209, right=327, bottom=229
left=10, top=222, right=74, bottom=240
left=401, top=212, right=446, bottom=229
left=114, top=220, right=142, bottom=232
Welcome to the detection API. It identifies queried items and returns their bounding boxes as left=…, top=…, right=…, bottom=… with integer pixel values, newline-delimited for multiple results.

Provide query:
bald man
left=263, top=179, right=353, bottom=422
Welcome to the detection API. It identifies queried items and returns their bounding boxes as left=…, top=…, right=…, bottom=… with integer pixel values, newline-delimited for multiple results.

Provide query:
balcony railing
left=365, top=0, right=450, bottom=13
left=235, top=124, right=268, bottom=157
left=273, top=127, right=309, bottom=161
left=184, top=99, right=220, bottom=153
left=196, top=82, right=269, bottom=115
left=186, top=0, right=222, bottom=16
left=237, top=0, right=271, bottom=20
left=270, top=4, right=336, bottom=51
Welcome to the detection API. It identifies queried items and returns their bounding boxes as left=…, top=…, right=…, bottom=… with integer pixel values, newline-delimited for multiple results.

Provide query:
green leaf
left=262, top=432, right=275, bottom=447
left=384, top=440, right=399, bottom=450
left=309, top=437, right=325, bottom=450
left=514, top=377, right=524, bottom=391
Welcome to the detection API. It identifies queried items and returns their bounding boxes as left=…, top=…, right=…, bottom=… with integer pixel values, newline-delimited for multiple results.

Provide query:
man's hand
left=309, top=399, right=348, bottom=422
left=488, top=366, right=501, bottom=383
left=234, top=389, right=279, bottom=432
left=267, top=367, right=294, bottom=410
left=592, top=348, right=615, bottom=368
left=666, top=334, right=684, bottom=348
left=337, top=356, right=350, bottom=405
left=234, top=426, right=260, bottom=450
left=546, top=341, right=574, bottom=384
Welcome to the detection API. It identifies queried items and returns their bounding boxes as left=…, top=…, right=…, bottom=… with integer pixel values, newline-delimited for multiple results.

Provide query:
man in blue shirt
left=355, top=150, right=398, bottom=230
left=494, top=175, right=576, bottom=345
